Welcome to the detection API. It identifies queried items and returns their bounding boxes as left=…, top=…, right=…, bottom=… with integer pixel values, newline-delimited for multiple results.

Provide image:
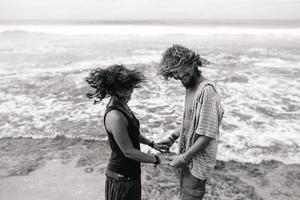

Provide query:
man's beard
left=182, top=74, right=197, bottom=88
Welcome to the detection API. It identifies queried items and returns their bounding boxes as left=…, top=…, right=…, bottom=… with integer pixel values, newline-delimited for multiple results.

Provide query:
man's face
left=171, top=67, right=197, bottom=88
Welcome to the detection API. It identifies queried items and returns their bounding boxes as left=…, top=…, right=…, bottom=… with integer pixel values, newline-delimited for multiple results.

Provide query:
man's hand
left=157, top=154, right=172, bottom=165
left=169, top=154, right=187, bottom=168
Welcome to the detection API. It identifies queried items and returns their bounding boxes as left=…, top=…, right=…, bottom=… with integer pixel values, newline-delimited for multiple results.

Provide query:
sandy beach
left=1, top=136, right=299, bottom=200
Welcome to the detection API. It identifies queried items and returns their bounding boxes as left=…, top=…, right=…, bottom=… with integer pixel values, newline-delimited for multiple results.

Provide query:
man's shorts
left=180, top=165, right=206, bottom=200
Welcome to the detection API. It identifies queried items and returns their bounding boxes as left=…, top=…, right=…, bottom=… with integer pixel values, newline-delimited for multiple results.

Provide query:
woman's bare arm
left=105, top=110, right=156, bottom=163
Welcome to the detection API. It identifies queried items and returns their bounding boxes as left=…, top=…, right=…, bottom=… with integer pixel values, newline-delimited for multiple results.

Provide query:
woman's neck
left=110, top=97, right=134, bottom=117
left=110, top=97, right=129, bottom=111
left=111, top=96, right=126, bottom=106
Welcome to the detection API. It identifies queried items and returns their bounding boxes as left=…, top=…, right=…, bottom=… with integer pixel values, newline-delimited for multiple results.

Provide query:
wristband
left=148, top=141, right=155, bottom=148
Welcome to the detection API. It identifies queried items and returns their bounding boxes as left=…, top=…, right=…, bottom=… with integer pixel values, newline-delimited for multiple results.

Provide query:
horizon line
left=1, top=18, right=300, bottom=22
left=1, top=19, right=300, bottom=26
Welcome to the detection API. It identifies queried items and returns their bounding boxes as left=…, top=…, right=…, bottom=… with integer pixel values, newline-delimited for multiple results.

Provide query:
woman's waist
left=108, top=157, right=140, bottom=167
left=107, top=162, right=141, bottom=178
left=106, top=169, right=140, bottom=181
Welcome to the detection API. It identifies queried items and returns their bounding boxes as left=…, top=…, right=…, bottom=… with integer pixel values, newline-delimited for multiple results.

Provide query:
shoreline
left=0, top=137, right=299, bottom=200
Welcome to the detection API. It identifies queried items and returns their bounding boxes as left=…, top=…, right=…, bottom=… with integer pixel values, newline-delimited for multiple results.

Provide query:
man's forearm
left=173, top=128, right=181, bottom=138
left=182, top=135, right=212, bottom=161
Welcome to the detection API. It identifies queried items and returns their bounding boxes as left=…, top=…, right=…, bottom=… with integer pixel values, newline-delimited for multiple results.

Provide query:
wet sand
left=0, top=137, right=299, bottom=200
left=0, top=159, right=106, bottom=200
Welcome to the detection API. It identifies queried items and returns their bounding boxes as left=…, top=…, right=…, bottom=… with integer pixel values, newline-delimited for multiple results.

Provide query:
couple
left=86, top=45, right=224, bottom=200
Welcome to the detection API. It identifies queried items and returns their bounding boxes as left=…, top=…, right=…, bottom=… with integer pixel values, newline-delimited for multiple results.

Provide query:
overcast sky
left=1, top=0, right=300, bottom=21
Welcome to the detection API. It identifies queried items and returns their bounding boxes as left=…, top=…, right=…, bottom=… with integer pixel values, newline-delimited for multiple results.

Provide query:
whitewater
left=0, top=22, right=299, bottom=164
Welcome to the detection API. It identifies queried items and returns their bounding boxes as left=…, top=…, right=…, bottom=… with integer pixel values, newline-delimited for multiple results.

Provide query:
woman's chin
left=125, top=98, right=131, bottom=103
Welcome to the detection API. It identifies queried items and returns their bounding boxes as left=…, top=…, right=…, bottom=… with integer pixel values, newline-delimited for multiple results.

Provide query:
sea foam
left=0, top=30, right=299, bottom=164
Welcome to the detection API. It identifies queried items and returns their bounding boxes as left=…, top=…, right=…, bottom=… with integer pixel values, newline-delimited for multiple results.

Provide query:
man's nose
left=178, top=73, right=185, bottom=79
left=172, top=72, right=179, bottom=80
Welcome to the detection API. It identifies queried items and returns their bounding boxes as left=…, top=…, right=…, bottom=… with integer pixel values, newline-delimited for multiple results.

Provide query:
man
left=158, top=44, right=224, bottom=200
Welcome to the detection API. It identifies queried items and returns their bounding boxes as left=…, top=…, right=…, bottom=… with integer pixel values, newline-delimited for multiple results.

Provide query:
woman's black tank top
left=104, top=105, right=141, bottom=178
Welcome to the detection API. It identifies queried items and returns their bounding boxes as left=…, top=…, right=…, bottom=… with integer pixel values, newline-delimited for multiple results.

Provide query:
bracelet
left=154, top=155, right=160, bottom=165
left=168, top=133, right=178, bottom=143
left=148, top=141, right=155, bottom=148
left=180, top=154, right=188, bottom=163
left=168, top=136, right=175, bottom=143
left=171, top=133, right=179, bottom=140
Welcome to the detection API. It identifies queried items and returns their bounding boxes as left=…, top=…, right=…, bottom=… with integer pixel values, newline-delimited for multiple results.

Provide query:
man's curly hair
left=159, top=44, right=210, bottom=80
left=85, top=64, right=144, bottom=104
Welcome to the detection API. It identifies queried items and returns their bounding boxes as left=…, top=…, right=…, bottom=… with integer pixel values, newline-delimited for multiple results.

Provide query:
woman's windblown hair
left=85, top=64, right=144, bottom=104
left=159, top=44, right=210, bottom=80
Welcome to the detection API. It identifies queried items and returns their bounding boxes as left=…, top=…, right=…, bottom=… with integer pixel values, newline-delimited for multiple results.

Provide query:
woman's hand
left=156, top=137, right=175, bottom=152
left=152, top=143, right=169, bottom=153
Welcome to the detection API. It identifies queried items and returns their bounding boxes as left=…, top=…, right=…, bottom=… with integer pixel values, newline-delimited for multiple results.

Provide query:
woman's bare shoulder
left=105, top=109, right=127, bottom=125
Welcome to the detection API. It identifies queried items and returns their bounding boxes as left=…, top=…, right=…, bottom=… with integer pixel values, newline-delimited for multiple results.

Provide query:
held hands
left=153, top=143, right=170, bottom=153
left=149, top=141, right=169, bottom=153
left=156, top=134, right=177, bottom=152
left=168, top=154, right=187, bottom=168
left=153, top=154, right=187, bottom=167
left=150, top=133, right=186, bottom=167
left=157, top=154, right=172, bottom=165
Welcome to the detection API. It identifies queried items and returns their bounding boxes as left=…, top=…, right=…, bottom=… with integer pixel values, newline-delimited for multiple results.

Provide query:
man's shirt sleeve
left=195, top=85, right=220, bottom=139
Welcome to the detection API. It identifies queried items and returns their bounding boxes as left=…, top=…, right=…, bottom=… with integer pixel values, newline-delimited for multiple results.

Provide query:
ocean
left=0, top=20, right=299, bottom=164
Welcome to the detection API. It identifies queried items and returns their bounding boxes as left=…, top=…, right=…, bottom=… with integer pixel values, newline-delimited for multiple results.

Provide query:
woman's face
left=115, top=87, right=134, bottom=103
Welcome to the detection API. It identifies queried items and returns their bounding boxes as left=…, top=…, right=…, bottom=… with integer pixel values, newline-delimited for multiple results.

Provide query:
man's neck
left=186, top=75, right=206, bottom=92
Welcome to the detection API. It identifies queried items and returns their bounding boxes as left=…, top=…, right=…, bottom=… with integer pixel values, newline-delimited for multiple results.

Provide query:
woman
left=86, top=64, right=168, bottom=200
